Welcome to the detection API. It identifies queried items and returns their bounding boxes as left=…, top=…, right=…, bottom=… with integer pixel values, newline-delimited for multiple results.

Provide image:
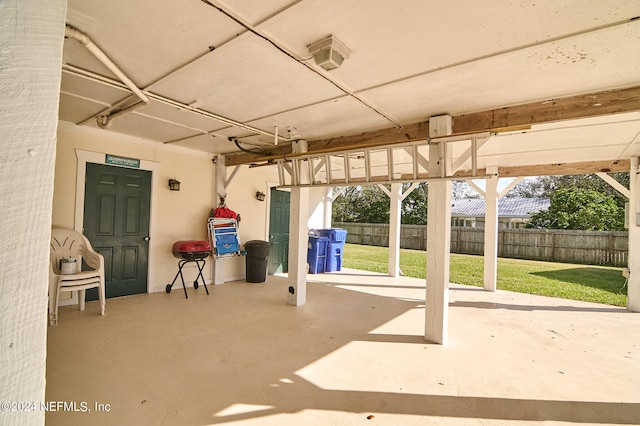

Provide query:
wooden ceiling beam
left=224, top=86, right=640, bottom=166
left=453, top=85, right=640, bottom=133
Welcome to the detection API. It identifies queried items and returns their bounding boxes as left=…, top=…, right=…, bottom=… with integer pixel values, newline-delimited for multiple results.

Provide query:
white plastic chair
left=49, top=228, right=105, bottom=325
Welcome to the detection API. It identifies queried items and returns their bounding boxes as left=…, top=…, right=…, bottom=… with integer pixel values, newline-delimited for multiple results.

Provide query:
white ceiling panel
left=167, top=131, right=271, bottom=155
left=58, top=0, right=640, bottom=172
left=62, top=39, right=119, bottom=81
left=152, top=32, right=345, bottom=122
left=360, top=22, right=640, bottom=123
left=87, top=113, right=199, bottom=143
left=484, top=119, right=640, bottom=157
left=168, top=133, right=232, bottom=154
left=471, top=122, right=640, bottom=170
left=59, top=73, right=131, bottom=115
left=246, top=96, right=393, bottom=141
left=215, top=0, right=302, bottom=26
left=66, top=0, right=245, bottom=87
left=58, top=93, right=109, bottom=125
left=531, top=112, right=640, bottom=131
left=479, top=145, right=631, bottom=169
left=260, top=0, right=640, bottom=91
left=137, top=101, right=230, bottom=136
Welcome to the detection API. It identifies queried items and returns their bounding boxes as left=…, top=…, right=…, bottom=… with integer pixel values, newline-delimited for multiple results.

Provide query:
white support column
left=323, top=186, right=346, bottom=228
left=324, top=186, right=348, bottom=228
left=425, top=177, right=452, bottom=344
left=484, top=170, right=499, bottom=291
left=0, top=2, right=65, bottom=423
left=212, top=155, right=227, bottom=284
left=628, top=157, right=640, bottom=312
left=388, top=183, right=402, bottom=277
left=425, top=115, right=453, bottom=345
left=288, top=187, right=309, bottom=306
left=288, top=140, right=310, bottom=306
left=324, top=187, right=333, bottom=228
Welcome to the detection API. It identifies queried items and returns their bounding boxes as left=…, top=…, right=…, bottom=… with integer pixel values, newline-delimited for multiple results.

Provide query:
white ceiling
left=59, top=0, right=640, bottom=171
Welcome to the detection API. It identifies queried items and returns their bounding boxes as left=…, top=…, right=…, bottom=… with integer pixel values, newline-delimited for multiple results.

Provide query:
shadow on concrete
left=46, top=272, right=639, bottom=425
left=449, top=300, right=626, bottom=313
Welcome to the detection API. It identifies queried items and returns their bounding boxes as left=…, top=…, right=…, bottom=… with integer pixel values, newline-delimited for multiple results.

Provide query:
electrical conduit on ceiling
left=62, top=63, right=291, bottom=142
left=64, top=24, right=291, bottom=144
left=64, top=25, right=150, bottom=128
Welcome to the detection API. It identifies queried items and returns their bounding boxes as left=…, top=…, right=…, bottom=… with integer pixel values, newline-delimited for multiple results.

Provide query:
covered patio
left=2, top=2, right=640, bottom=424
left=45, top=270, right=640, bottom=425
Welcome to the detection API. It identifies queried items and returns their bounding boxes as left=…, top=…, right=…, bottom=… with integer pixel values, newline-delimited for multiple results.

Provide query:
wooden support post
left=388, top=183, right=402, bottom=277
left=628, top=157, right=640, bottom=312
left=484, top=170, right=499, bottom=292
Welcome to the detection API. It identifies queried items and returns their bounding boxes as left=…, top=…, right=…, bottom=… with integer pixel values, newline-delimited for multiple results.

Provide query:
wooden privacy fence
left=333, top=222, right=629, bottom=266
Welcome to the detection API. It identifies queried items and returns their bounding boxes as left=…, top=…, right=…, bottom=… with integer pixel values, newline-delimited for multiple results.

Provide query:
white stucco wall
left=0, top=1, right=67, bottom=424
left=53, top=124, right=280, bottom=291
left=218, top=161, right=281, bottom=280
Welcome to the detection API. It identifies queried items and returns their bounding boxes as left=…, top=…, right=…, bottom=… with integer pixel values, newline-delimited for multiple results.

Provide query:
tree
left=331, top=187, right=360, bottom=223
left=332, top=183, right=430, bottom=224
left=506, top=173, right=629, bottom=207
left=332, top=185, right=390, bottom=223
left=452, top=180, right=479, bottom=200
left=503, top=177, right=547, bottom=198
left=542, top=174, right=629, bottom=218
left=402, top=183, right=428, bottom=224
left=526, top=187, right=624, bottom=230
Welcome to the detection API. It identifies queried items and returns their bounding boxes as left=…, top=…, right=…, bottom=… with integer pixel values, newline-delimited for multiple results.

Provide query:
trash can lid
left=245, top=240, right=270, bottom=247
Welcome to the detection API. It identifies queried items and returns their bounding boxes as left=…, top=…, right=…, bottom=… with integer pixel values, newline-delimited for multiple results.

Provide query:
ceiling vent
left=307, top=35, right=350, bottom=71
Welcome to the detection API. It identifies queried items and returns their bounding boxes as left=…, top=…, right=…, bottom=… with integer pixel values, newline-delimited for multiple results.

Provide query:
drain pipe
left=65, top=25, right=150, bottom=128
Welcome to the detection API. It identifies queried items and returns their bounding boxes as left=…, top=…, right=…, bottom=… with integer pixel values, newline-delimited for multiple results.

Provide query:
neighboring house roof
left=451, top=197, right=550, bottom=218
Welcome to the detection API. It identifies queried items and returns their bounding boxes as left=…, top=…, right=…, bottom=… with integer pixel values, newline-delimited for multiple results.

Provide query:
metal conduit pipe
left=62, top=64, right=292, bottom=142
left=65, top=25, right=150, bottom=128
left=63, top=26, right=292, bottom=142
left=95, top=101, right=149, bottom=128
left=64, top=25, right=293, bottom=142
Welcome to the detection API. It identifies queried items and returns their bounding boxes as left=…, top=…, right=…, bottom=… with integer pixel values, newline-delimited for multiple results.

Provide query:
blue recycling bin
left=310, top=228, right=347, bottom=272
left=325, top=241, right=344, bottom=272
left=307, top=236, right=329, bottom=274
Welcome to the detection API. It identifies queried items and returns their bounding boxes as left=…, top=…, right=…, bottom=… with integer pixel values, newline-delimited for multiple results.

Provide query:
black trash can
left=244, top=240, right=271, bottom=283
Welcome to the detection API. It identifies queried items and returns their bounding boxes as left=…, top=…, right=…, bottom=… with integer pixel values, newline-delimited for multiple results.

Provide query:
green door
left=84, top=163, right=151, bottom=299
left=268, top=188, right=290, bottom=274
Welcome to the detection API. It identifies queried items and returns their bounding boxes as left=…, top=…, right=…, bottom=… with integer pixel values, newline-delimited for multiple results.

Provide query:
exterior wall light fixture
left=168, top=179, right=181, bottom=191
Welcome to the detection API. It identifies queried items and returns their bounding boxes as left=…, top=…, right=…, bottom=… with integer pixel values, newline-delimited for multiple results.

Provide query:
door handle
left=143, top=236, right=150, bottom=241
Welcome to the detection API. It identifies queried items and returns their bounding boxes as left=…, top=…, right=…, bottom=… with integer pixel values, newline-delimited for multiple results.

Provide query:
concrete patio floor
left=45, top=269, right=640, bottom=425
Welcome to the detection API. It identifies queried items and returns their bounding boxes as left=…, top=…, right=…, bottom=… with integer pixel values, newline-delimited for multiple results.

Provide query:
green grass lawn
left=342, top=243, right=628, bottom=307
